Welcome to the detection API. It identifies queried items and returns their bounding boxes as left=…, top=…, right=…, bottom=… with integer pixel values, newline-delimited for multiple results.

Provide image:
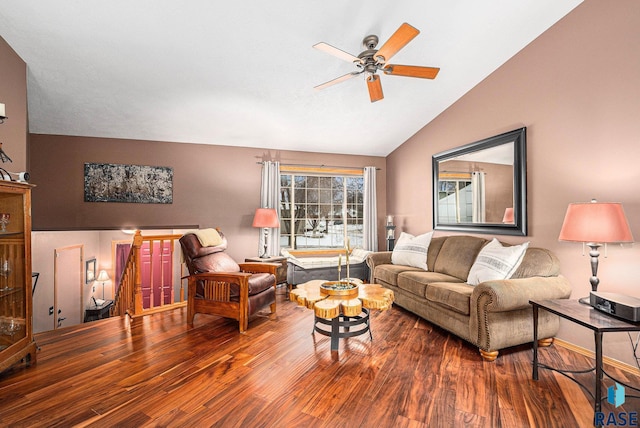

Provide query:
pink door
left=140, top=241, right=173, bottom=309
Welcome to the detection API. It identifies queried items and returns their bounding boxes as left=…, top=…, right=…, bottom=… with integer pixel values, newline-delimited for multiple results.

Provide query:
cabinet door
left=0, top=184, right=31, bottom=362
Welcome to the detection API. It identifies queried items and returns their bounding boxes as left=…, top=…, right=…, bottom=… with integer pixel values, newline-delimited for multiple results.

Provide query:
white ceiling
left=0, top=0, right=582, bottom=156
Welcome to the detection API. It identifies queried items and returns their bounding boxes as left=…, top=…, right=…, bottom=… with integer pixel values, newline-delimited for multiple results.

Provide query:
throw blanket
left=193, top=228, right=223, bottom=247
left=281, top=248, right=371, bottom=268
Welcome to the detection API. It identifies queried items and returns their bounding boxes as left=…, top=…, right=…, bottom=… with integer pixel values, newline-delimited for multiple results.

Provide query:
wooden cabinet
left=0, top=181, right=36, bottom=373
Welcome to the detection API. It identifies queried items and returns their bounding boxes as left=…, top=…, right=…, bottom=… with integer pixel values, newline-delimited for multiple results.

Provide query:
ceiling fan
left=313, top=23, right=440, bottom=103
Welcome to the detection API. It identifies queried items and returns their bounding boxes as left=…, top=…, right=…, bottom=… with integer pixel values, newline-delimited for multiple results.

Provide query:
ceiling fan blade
left=366, top=74, right=384, bottom=103
left=374, top=23, right=420, bottom=64
left=384, top=64, right=440, bottom=79
left=314, top=72, right=361, bottom=91
left=313, top=42, right=361, bottom=63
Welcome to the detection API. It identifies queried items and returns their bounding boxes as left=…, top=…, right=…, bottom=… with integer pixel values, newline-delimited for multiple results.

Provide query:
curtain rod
left=257, top=161, right=380, bottom=170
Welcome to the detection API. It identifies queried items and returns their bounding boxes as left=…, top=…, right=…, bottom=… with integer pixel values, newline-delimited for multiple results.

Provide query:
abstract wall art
left=84, top=163, right=173, bottom=204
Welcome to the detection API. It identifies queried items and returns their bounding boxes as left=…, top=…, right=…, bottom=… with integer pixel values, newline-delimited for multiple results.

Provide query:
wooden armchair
left=179, top=231, right=277, bottom=332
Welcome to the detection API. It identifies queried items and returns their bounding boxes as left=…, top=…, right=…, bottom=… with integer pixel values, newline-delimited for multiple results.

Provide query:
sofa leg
left=270, top=302, right=276, bottom=313
left=538, top=337, right=554, bottom=347
left=479, top=349, right=499, bottom=362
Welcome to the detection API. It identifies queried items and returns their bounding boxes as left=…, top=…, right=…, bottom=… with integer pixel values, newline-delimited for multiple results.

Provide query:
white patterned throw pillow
left=467, top=238, right=529, bottom=286
left=391, top=231, right=433, bottom=270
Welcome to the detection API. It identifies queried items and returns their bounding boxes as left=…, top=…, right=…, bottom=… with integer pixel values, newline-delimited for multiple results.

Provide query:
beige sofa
left=366, top=235, right=572, bottom=361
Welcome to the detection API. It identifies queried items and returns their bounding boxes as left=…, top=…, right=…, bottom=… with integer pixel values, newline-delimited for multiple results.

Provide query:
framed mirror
left=432, top=127, right=527, bottom=236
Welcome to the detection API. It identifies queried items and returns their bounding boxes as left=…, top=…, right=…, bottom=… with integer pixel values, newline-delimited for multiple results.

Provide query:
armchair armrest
left=472, top=275, right=572, bottom=313
left=238, top=262, right=279, bottom=276
left=191, top=271, right=252, bottom=282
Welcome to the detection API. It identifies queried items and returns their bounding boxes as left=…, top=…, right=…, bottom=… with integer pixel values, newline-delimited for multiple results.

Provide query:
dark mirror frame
left=432, top=127, right=527, bottom=236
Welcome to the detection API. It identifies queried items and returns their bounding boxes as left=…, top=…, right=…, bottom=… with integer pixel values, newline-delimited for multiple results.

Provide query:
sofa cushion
left=391, top=231, right=433, bottom=270
left=433, top=236, right=488, bottom=280
left=374, top=264, right=423, bottom=287
left=467, top=239, right=529, bottom=286
left=426, top=282, right=474, bottom=315
left=426, top=236, right=446, bottom=272
left=511, top=247, right=561, bottom=278
left=397, top=271, right=463, bottom=298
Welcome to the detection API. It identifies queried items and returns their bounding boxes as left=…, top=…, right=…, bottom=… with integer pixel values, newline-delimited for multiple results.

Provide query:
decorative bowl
left=320, top=280, right=359, bottom=298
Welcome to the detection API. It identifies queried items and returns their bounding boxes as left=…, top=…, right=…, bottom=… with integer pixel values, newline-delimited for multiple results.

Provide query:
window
left=280, top=172, right=364, bottom=249
left=437, top=179, right=473, bottom=223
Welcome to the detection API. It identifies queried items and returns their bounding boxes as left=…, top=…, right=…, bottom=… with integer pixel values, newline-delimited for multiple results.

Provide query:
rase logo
left=594, top=383, right=638, bottom=427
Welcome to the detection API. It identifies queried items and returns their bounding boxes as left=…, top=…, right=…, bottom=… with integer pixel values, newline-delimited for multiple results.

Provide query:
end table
left=530, top=299, right=640, bottom=419
left=84, top=299, right=114, bottom=322
left=244, top=256, right=288, bottom=286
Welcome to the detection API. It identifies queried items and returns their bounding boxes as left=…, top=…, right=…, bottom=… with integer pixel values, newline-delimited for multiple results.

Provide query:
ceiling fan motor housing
left=362, top=34, right=379, bottom=50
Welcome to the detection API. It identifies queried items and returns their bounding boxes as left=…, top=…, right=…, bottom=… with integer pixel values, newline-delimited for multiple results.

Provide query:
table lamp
left=96, top=269, right=110, bottom=300
left=558, top=200, right=633, bottom=292
left=252, top=208, right=280, bottom=258
left=502, top=207, right=514, bottom=224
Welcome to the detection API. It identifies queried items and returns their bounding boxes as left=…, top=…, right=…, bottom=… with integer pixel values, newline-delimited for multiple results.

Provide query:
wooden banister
left=111, top=231, right=187, bottom=319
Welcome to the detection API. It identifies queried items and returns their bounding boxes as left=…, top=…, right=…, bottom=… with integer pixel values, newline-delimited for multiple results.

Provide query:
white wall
left=32, top=231, right=100, bottom=333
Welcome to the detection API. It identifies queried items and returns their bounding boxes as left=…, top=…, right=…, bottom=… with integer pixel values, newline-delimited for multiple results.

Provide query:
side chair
left=179, top=230, right=278, bottom=332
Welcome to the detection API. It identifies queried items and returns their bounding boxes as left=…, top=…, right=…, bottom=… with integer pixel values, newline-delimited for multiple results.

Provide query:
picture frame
left=85, top=258, right=96, bottom=284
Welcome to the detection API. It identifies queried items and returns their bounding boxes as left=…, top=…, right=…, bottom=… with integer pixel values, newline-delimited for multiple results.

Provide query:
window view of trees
left=280, top=174, right=364, bottom=249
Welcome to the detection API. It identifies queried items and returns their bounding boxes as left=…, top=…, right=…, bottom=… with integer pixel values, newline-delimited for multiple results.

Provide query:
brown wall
left=0, top=36, right=27, bottom=172
left=29, top=134, right=386, bottom=260
left=387, top=0, right=640, bottom=364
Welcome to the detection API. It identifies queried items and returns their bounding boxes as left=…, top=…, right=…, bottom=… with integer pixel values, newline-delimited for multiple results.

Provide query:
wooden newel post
left=133, top=230, right=144, bottom=316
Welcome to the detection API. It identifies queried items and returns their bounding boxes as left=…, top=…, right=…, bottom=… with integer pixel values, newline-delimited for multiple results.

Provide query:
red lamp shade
left=252, top=208, right=280, bottom=228
left=558, top=201, right=633, bottom=244
left=502, top=207, right=514, bottom=224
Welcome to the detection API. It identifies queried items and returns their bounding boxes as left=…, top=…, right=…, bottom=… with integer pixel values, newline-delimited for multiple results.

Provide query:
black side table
left=84, top=300, right=114, bottom=322
left=530, top=299, right=640, bottom=419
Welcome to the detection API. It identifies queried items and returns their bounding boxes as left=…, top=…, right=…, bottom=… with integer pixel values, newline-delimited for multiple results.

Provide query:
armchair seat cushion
left=247, top=273, right=276, bottom=296
left=223, top=273, right=275, bottom=299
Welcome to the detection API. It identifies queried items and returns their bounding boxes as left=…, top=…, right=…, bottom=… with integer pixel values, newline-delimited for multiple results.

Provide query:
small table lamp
left=252, top=208, right=280, bottom=258
left=558, top=200, right=633, bottom=292
left=96, top=269, right=110, bottom=300
left=502, top=207, right=514, bottom=224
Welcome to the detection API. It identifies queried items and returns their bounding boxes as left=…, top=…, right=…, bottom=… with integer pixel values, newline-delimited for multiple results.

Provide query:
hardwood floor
left=1, top=291, right=638, bottom=427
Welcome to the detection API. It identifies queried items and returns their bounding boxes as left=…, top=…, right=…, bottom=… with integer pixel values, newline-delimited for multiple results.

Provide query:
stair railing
left=112, top=231, right=188, bottom=318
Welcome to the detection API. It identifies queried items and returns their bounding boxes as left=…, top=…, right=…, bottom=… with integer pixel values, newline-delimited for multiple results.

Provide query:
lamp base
left=578, top=296, right=590, bottom=306
left=259, top=240, right=269, bottom=258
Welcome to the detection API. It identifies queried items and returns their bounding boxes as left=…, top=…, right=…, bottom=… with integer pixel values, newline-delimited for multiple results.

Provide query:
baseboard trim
left=554, top=338, right=640, bottom=377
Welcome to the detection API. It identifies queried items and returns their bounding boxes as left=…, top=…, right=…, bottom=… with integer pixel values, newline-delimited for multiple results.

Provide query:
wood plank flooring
left=0, top=291, right=638, bottom=427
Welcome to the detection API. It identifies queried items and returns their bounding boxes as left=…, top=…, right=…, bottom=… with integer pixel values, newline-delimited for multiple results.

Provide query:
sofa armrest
left=472, top=275, right=573, bottom=313
left=366, top=252, right=392, bottom=270
left=470, top=275, right=572, bottom=352
left=366, top=252, right=393, bottom=283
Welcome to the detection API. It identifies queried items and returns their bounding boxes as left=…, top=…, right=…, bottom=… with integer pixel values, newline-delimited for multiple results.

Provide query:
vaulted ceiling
left=0, top=1, right=582, bottom=156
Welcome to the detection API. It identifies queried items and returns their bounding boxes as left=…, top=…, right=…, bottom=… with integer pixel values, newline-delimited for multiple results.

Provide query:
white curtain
left=362, top=166, right=378, bottom=251
left=260, top=161, right=280, bottom=256
left=471, top=171, right=486, bottom=223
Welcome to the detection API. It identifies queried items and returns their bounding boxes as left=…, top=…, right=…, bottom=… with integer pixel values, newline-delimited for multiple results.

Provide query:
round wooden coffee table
left=290, top=280, right=394, bottom=358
